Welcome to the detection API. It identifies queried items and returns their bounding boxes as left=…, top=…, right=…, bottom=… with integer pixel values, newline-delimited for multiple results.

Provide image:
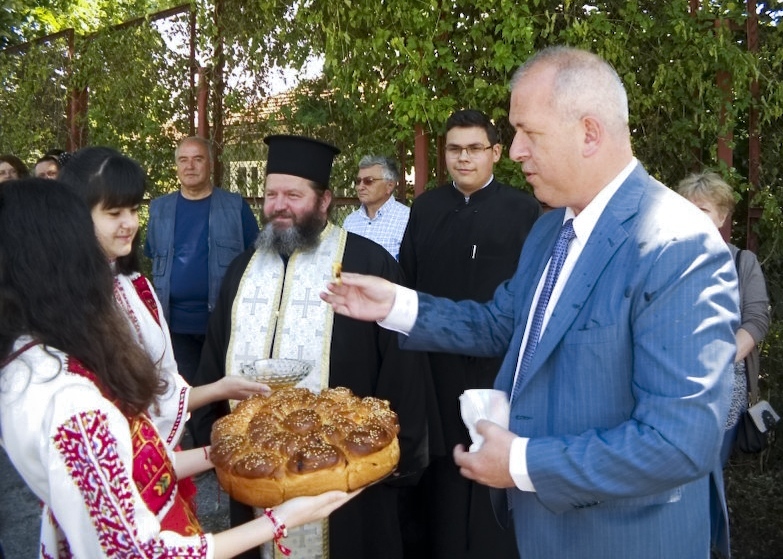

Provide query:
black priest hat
left=263, top=135, right=341, bottom=190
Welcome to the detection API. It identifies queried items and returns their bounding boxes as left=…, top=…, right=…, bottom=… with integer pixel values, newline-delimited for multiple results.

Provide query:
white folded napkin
left=459, top=389, right=510, bottom=452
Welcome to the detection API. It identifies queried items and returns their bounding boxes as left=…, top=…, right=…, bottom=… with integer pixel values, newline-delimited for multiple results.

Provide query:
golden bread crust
left=211, top=386, right=400, bottom=507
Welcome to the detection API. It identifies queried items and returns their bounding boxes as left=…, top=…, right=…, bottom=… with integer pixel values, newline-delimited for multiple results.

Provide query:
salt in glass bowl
left=239, top=358, right=313, bottom=390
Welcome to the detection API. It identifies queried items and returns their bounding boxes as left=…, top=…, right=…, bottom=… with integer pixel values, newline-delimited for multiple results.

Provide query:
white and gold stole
left=226, top=223, right=347, bottom=559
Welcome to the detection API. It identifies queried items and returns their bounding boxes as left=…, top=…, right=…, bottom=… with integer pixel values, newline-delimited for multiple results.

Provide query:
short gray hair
left=175, top=136, right=214, bottom=164
left=358, top=155, right=399, bottom=183
left=511, top=46, right=629, bottom=135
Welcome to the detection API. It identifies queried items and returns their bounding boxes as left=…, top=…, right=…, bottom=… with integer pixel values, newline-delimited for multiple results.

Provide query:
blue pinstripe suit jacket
left=402, top=163, right=739, bottom=558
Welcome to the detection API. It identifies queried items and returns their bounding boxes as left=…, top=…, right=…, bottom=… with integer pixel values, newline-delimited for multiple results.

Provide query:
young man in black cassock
left=191, top=135, right=433, bottom=559
left=398, top=110, right=541, bottom=559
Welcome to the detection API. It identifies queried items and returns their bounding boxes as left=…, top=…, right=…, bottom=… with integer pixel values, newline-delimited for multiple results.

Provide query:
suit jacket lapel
left=513, top=166, right=647, bottom=397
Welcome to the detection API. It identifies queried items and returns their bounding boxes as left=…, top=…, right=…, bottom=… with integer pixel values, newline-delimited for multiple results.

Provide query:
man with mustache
left=145, top=136, right=259, bottom=389
left=191, top=135, right=432, bottom=559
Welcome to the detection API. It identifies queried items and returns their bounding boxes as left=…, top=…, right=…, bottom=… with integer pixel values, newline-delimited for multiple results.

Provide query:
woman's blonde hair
left=675, top=171, right=736, bottom=217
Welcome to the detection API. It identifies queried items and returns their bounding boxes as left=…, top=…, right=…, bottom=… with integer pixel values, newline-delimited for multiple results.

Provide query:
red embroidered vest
left=68, top=355, right=201, bottom=536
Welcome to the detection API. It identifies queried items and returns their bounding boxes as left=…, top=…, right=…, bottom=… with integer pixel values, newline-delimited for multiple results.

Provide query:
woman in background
left=33, top=149, right=69, bottom=179
left=677, top=171, right=770, bottom=458
left=676, top=171, right=770, bottom=559
left=0, top=179, right=354, bottom=557
left=0, top=154, right=28, bottom=182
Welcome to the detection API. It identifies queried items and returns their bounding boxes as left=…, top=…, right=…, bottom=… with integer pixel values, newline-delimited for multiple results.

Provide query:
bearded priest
left=191, top=135, right=436, bottom=559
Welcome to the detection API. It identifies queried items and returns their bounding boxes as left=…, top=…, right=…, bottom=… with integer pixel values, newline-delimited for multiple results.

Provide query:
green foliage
left=73, top=15, right=192, bottom=195
left=0, top=3, right=191, bottom=193
left=1, top=1, right=781, bottom=280
left=1, top=3, right=783, bottom=556
left=0, top=35, right=71, bottom=159
left=0, top=0, right=179, bottom=47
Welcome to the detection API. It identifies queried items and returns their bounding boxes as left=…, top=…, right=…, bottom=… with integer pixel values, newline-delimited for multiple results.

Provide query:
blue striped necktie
left=511, top=219, right=576, bottom=401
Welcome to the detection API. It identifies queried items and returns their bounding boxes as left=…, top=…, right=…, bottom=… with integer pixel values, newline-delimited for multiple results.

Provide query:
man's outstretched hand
left=320, top=272, right=397, bottom=322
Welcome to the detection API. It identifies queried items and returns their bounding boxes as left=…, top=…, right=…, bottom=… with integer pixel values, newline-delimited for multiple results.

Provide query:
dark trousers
left=170, top=332, right=206, bottom=446
left=403, top=456, right=519, bottom=559
left=711, top=424, right=740, bottom=558
left=170, top=332, right=206, bottom=385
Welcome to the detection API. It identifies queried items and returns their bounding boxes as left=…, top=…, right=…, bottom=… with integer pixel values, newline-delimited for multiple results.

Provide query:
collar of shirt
left=452, top=174, right=494, bottom=203
left=361, top=195, right=399, bottom=220
left=568, top=157, right=637, bottom=244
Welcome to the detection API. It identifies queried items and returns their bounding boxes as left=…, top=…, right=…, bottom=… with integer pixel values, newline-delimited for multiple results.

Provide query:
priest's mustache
left=269, top=211, right=296, bottom=221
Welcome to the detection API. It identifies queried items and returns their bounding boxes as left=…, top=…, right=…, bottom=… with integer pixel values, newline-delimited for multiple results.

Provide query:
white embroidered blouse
left=0, top=339, right=214, bottom=558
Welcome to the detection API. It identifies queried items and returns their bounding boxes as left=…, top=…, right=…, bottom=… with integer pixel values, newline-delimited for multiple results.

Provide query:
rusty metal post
left=212, top=0, right=225, bottom=187
left=396, top=140, right=407, bottom=203
left=196, top=67, right=210, bottom=139
left=746, top=0, right=761, bottom=253
left=414, top=124, right=429, bottom=197
left=435, top=133, right=446, bottom=187
left=715, top=68, right=734, bottom=166
left=189, top=7, right=197, bottom=137
left=715, top=19, right=734, bottom=242
left=65, top=29, right=87, bottom=150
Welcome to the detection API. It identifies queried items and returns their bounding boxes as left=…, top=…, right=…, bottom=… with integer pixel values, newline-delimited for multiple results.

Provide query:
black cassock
left=398, top=179, right=541, bottom=559
left=192, top=232, right=432, bottom=559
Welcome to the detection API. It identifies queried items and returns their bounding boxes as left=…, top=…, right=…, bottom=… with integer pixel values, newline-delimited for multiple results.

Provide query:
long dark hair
left=58, top=146, right=146, bottom=275
left=0, top=179, right=165, bottom=416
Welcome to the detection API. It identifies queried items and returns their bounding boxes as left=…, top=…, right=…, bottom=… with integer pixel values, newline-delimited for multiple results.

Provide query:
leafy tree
left=1, top=2, right=783, bottom=554
left=213, top=0, right=781, bottom=195
left=0, top=0, right=187, bottom=190
left=1, top=0, right=179, bottom=47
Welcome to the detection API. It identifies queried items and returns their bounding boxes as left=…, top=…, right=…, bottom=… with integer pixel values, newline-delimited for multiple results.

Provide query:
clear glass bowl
left=239, top=358, right=313, bottom=390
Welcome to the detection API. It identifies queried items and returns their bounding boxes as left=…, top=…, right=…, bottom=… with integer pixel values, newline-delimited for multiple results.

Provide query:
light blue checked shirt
left=342, top=197, right=410, bottom=260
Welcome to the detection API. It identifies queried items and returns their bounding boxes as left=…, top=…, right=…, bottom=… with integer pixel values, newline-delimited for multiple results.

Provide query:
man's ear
left=582, top=115, right=602, bottom=157
left=320, top=189, right=333, bottom=213
left=491, top=143, right=502, bottom=163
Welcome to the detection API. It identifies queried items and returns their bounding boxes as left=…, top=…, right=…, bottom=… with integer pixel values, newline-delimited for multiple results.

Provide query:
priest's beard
left=256, top=208, right=326, bottom=256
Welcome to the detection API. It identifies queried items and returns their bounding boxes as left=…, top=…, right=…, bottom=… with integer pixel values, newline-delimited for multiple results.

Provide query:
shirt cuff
left=509, top=436, right=536, bottom=492
left=378, top=284, right=418, bottom=334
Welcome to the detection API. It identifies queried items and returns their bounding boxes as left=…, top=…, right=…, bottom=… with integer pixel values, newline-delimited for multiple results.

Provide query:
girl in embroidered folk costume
left=58, top=146, right=267, bottom=451
left=0, top=180, right=355, bottom=557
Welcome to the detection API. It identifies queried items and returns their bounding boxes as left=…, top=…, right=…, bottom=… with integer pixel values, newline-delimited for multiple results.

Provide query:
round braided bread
left=210, top=386, right=400, bottom=507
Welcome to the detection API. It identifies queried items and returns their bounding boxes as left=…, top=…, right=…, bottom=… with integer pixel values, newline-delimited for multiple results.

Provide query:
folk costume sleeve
left=115, top=272, right=191, bottom=451
left=0, top=341, right=214, bottom=559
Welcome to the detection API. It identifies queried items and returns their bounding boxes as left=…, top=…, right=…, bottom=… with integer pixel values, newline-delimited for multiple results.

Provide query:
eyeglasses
left=354, top=176, right=386, bottom=186
left=445, top=144, right=494, bottom=159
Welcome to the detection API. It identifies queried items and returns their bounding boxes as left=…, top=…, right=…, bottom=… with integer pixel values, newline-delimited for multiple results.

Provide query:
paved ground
left=0, top=444, right=229, bottom=558
left=0, top=448, right=39, bottom=559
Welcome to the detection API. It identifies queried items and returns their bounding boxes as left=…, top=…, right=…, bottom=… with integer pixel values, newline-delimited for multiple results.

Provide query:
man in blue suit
left=321, top=46, right=738, bottom=558
left=322, top=47, right=738, bottom=559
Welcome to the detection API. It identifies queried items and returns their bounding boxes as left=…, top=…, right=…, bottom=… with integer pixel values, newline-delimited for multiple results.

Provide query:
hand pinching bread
left=331, top=262, right=343, bottom=285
